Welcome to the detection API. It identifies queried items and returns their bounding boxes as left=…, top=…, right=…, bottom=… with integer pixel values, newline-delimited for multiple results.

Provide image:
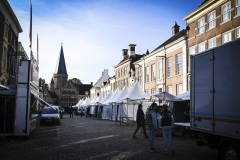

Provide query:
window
left=124, top=67, right=126, bottom=75
left=167, top=86, right=172, bottom=94
left=145, top=67, right=149, bottom=83
left=158, top=60, right=163, bottom=79
left=222, top=2, right=231, bottom=23
left=207, top=10, right=216, bottom=30
left=1, top=47, right=7, bottom=70
left=222, top=31, right=232, bottom=43
left=198, top=17, right=205, bottom=34
left=151, top=64, right=156, bottom=81
left=4, top=23, right=8, bottom=39
left=236, top=0, right=240, bottom=16
left=145, top=89, right=149, bottom=94
left=167, top=57, right=172, bottom=77
left=176, top=53, right=182, bottom=75
left=198, top=42, right=206, bottom=53
left=208, top=37, right=216, bottom=49
left=118, top=71, right=120, bottom=78
left=121, top=68, right=123, bottom=76
left=176, top=84, right=183, bottom=95
left=159, top=88, right=163, bottom=93
left=236, top=27, right=240, bottom=38
left=189, top=46, right=196, bottom=55
left=151, top=89, right=155, bottom=94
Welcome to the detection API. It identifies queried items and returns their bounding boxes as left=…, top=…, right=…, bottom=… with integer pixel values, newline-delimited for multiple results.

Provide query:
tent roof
left=120, top=82, right=148, bottom=101
left=177, top=91, right=190, bottom=100
left=99, top=91, right=112, bottom=105
left=102, top=88, right=120, bottom=105
left=152, top=92, right=183, bottom=102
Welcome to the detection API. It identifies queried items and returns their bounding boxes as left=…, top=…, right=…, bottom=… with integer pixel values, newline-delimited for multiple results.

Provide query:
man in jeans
left=147, top=102, right=158, bottom=153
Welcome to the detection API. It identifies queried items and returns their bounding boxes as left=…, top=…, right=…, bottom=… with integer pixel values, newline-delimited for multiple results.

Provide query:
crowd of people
left=132, top=102, right=174, bottom=154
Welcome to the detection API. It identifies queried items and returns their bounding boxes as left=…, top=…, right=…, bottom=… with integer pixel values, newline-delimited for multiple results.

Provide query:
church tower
left=53, top=44, right=68, bottom=95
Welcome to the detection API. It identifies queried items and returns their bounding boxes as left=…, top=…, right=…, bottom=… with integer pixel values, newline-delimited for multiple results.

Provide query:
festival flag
left=29, top=0, right=32, bottom=49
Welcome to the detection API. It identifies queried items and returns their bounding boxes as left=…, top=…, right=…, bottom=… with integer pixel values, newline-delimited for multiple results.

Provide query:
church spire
left=54, top=44, right=67, bottom=75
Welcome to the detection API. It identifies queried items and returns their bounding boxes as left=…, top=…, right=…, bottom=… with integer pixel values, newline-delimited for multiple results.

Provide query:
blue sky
left=8, top=0, right=204, bottom=85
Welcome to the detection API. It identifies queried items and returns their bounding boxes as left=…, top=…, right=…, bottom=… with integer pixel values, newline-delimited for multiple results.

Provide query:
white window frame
left=221, top=2, right=231, bottom=23
left=176, top=53, right=182, bottom=75
left=236, top=0, right=240, bottom=16
left=222, top=31, right=232, bottom=43
left=236, top=27, right=240, bottom=38
left=198, top=17, right=205, bottom=34
left=167, top=86, right=172, bottom=94
left=167, top=57, right=172, bottom=77
left=176, top=84, right=183, bottom=95
left=158, top=60, right=163, bottom=79
left=189, top=46, right=196, bottom=55
left=151, top=64, right=156, bottom=81
left=208, top=37, right=216, bottom=49
left=207, top=10, right=216, bottom=30
left=145, top=66, right=149, bottom=83
left=198, top=42, right=206, bottom=53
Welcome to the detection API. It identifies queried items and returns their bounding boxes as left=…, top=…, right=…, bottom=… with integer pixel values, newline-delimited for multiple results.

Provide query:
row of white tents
left=73, top=82, right=190, bottom=122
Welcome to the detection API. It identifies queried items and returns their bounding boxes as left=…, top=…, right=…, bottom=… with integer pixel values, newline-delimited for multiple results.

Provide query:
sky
left=8, top=0, right=205, bottom=85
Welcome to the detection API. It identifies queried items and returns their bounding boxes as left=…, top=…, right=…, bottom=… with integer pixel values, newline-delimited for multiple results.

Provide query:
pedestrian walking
left=132, top=104, right=148, bottom=139
left=159, top=104, right=174, bottom=154
left=147, top=102, right=158, bottom=153
left=69, top=106, right=74, bottom=118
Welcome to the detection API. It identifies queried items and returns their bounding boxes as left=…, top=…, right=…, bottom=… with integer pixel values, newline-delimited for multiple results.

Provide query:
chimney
left=122, top=49, right=128, bottom=59
left=172, top=21, right=180, bottom=36
left=129, top=44, right=136, bottom=56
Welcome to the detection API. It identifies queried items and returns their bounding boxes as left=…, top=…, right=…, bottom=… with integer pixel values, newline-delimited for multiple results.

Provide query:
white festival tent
left=89, top=97, right=98, bottom=114
left=176, top=91, right=190, bottom=100
left=75, top=99, right=83, bottom=107
left=100, top=92, right=113, bottom=120
left=117, top=82, right=150, bottom=121
left=81, top=97, right=91, bottom=107
left=110, top=86, right=130, bottom=121
left=151, top=92, right=183, bottom=102
left=102, top=89, right=120, bottom=120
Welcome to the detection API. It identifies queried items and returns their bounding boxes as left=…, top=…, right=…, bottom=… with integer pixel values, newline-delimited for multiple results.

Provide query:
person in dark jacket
left=133, top=104, right=148, bottom=139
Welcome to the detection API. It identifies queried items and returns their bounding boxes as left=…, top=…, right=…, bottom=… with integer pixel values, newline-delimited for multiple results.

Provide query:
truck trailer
left=190, top=38, right=240, bottom=160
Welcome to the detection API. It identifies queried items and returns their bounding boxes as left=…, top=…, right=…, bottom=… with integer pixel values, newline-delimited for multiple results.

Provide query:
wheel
left=219, top=142, right=240, bottom=160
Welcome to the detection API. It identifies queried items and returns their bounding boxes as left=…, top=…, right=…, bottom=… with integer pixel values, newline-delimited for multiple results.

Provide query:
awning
left=0, top=84, right=9, bottom=90
left=32, top=93, right=51, bottom=106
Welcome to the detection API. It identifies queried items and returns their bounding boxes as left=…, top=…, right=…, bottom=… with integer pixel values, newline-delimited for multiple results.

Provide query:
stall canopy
left=32, top=93, right=51, bottom=106
left=100, top=92, right=112, bottom=105
left=0, top=84, right=9, bottom=90
left=102, top=88, right=120, bottom=105
left=177, top=91, right=190, bottom=100
left=120, top=82, right=149, bottom=101
left=92, top=94, right=103, bottom=106
left=115, top=86, right=130, bottom=103
left=151, top=92, right=183, bottom=102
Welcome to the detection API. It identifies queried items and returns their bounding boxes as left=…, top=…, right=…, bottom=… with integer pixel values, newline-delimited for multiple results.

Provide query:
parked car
left=40, top=106, right=60, bottom=125
left=75, top=107, right=86, bottom=116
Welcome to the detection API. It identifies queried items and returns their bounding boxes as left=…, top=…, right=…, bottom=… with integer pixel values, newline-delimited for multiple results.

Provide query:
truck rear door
left=191, top=51, right=214, bottom=132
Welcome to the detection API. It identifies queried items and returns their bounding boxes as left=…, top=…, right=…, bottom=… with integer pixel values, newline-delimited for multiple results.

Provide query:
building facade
left=0, top=0, right=22, bottom=86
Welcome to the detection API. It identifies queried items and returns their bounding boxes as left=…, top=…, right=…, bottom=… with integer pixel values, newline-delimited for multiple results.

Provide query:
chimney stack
left=129, top=44, right=136, bottom=56
left=172, top=21, right=180, bottom=36
left=122, top=49, right=128, bottom=59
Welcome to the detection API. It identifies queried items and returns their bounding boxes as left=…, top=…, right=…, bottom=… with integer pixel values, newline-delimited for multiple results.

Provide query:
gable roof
left=151, top=29, right=186, bottom=53
left=93, top=69, right=110, bottom=88
left=54, top=44, right=67, bottom=75
left=116, top=54, right=143, bottom=67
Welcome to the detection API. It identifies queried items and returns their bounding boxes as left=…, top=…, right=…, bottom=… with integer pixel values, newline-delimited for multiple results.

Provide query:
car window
left=42, top=108, right=58, bottom=114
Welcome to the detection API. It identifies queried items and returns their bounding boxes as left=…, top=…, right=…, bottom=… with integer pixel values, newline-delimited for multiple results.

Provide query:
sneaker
left=162, top=150, right=168, bottom=154
left=132, top=135, right=137, bottom=139
left=168, top=150, right=174, bottom=154
left=149, top=148, right=158, bottom=153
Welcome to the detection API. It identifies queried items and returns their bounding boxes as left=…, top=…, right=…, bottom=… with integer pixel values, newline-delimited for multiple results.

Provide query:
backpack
left=161, top=111, right=172, bottom=126
left=147, top=110, right=153, bottom=127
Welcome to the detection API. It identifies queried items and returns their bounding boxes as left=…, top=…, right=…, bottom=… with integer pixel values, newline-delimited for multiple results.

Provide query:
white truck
left=190, top=38, right=240, bottom=160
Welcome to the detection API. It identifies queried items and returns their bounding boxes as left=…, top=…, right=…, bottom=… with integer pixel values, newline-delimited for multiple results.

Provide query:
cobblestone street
left=0, top=115, right=218, bottom=160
